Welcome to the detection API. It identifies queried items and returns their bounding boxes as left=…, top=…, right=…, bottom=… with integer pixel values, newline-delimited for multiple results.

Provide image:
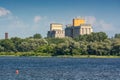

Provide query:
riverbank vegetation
left=0, top=32, right=120, bottom=57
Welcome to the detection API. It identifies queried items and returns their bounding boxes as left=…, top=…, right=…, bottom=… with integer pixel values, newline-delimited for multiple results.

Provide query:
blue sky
left=0, top=0, right=120, bottom=38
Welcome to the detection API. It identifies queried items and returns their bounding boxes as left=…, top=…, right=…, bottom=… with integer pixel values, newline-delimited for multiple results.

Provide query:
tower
left=5, top=32, right=8, bottom=39
left=73, top=18, right=85, bottom=26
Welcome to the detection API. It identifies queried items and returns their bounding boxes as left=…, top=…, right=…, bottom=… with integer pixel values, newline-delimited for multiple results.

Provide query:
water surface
left=0, top=57, right=120, bottom=80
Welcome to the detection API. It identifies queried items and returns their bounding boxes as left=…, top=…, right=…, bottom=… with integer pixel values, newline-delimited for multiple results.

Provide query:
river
left=0, top=57, right=120, bottom=80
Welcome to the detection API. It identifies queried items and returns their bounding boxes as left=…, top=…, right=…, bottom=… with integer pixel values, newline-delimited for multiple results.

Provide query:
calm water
left=0, top=57, right=120, bottom=80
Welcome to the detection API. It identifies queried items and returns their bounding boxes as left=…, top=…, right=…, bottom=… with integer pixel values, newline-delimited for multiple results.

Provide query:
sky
left=0, top=0, right=120, bottom=38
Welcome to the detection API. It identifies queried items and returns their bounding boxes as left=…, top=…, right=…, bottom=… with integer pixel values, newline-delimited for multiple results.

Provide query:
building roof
left=50, top=23, right=63, bottom=25
left=66, top=24, right=73, bottom=27
left=80, top=24, right=91, bottom=26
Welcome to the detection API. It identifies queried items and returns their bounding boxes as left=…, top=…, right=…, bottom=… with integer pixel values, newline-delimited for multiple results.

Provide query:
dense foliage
left=0, top=32, right=120, bottom=56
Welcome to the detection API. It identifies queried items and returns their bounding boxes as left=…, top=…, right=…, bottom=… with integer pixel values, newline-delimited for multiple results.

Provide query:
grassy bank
left=0, top=52, right=120, bottom=58
left=56, top=55, right=120, bottom=58
left=0, top=52, right=51, bottom=57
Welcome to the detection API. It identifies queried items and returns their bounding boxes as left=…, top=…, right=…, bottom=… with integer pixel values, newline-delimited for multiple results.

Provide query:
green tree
left=33, top=33, right=42, bottom=39
left=18, top=38, right=48, bottom=52
left=114, top=33, right=120, bottom=38
left=79, top=41, right=88, bottom=55
left=18, top=41, right=30, bottom=52
left=111, top=38, right=120, bottom=55
left=87, top=39, right=112, bottom=56
left=11, top=37, right=23, bottom=52
left=46, top=38, right=65, bottom=44
left=0, top=46, right=4, bottom=52
left=0, top=39, right=15, bottom=52
left=35, top=44, right=56, bottom=55
left=74, top=32, right=108, bottom=42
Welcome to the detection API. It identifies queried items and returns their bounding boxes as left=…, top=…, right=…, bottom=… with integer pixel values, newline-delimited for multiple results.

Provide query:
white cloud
left=0, top=7, right=45, bottom=38
left=85, top=16, right=96, bottom=25
left=0, top=7, right=11, bottom=17
left=84, top=16, right=120, bottom=37
left=98, top=20, right=113, bottom=30
left=84, top=16, right=113, bottom=31
left=34, top=16, right=41, bottom=23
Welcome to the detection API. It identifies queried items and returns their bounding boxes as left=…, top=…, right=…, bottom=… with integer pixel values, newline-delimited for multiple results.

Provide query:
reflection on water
left=0, top=57, right=120, bottom=80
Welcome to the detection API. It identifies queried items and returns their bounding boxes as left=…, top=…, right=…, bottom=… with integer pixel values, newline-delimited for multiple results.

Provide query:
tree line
left=0, top=32, right=120, bottom=56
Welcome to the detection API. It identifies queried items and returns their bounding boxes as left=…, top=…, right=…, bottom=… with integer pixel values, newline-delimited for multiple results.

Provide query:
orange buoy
left=16, top=70, right=19, bottom=74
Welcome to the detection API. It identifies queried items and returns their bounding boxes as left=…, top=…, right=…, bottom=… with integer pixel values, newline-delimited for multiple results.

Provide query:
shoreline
left=56, top=55, right=120, bottom=58
left=0, top=54, right=120, bottom=58
left=0, top=52, right=120, bottom=58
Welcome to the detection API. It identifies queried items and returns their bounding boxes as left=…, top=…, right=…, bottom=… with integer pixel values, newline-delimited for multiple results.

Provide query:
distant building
left=65, top=25, right=73, bottom=37
left=50, top=23, right=63, bottom=31
left=5, top=32, right=8, bottom=39
left=47, top=23, right=65, bottom=38
left=65, top=17, right=93, bottom=38
left=47, top=30, right=65, bottom=38
left=47, top=17, right=93, bottom=38
left=73, top=24, right=93, bottom=38
left=73, top=17, right=85, bottom=26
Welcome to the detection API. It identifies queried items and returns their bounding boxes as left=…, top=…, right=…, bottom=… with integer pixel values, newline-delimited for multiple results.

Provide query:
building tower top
left=73, top=17, right=85, bottom=26
left=50, top=23, right=63, bottom=31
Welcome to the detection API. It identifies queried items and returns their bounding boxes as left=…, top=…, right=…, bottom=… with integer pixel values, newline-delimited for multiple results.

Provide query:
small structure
left=5, top=32, right=8, bottom=39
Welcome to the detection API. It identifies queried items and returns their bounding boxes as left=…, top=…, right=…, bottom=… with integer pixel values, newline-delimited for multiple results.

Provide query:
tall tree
left=0, top=39, right=15, bottom=52
left=114, top=33, right=120, bottom=38
left=111, top=38, right=120, bottom=55
left=33, top=33, right=42, bottom=39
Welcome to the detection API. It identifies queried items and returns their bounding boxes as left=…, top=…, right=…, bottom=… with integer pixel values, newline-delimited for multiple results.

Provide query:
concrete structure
left=73, top=18, right=85, bottom=26
left=73, top=24, right=93, bottom=38
left=5, top=32, right=8, bottom=39
left=47, top=30, right=65, bottom=38
left=50, top=23, right=63, bottom=31
left=47, top=23, right=65, bottom=38
left=65, top=17, right=93, bottom=38
left=47, top=17, right=93, bottom=38
left=65, top=26, right=73, bottom=37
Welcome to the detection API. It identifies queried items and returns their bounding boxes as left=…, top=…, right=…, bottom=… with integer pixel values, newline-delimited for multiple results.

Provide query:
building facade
left=73, top=18, right=85, bottom=26
left=65, top=24, right=73, bottom=37
left=47, top=30, right=65, bottom=38
left=73, top=24, right=93, bottom=38
left=65, top=17, right=93, bottom=38
left=47, top=23, right=65, bottom=38
left=47, top=17, right=93, bottom=38
left=50, top=23, right=63, bottom=31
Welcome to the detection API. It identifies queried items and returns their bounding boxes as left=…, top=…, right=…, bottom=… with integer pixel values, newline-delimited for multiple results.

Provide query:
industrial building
left=47, top=17, right=93, bottom=38
left=65, top=17, right=93, bottom=38
left=47, top=23, right=65, bottom=38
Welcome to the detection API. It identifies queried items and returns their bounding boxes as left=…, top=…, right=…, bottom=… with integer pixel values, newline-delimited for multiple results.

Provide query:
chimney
left=5, top=32, right=8, bottom=39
